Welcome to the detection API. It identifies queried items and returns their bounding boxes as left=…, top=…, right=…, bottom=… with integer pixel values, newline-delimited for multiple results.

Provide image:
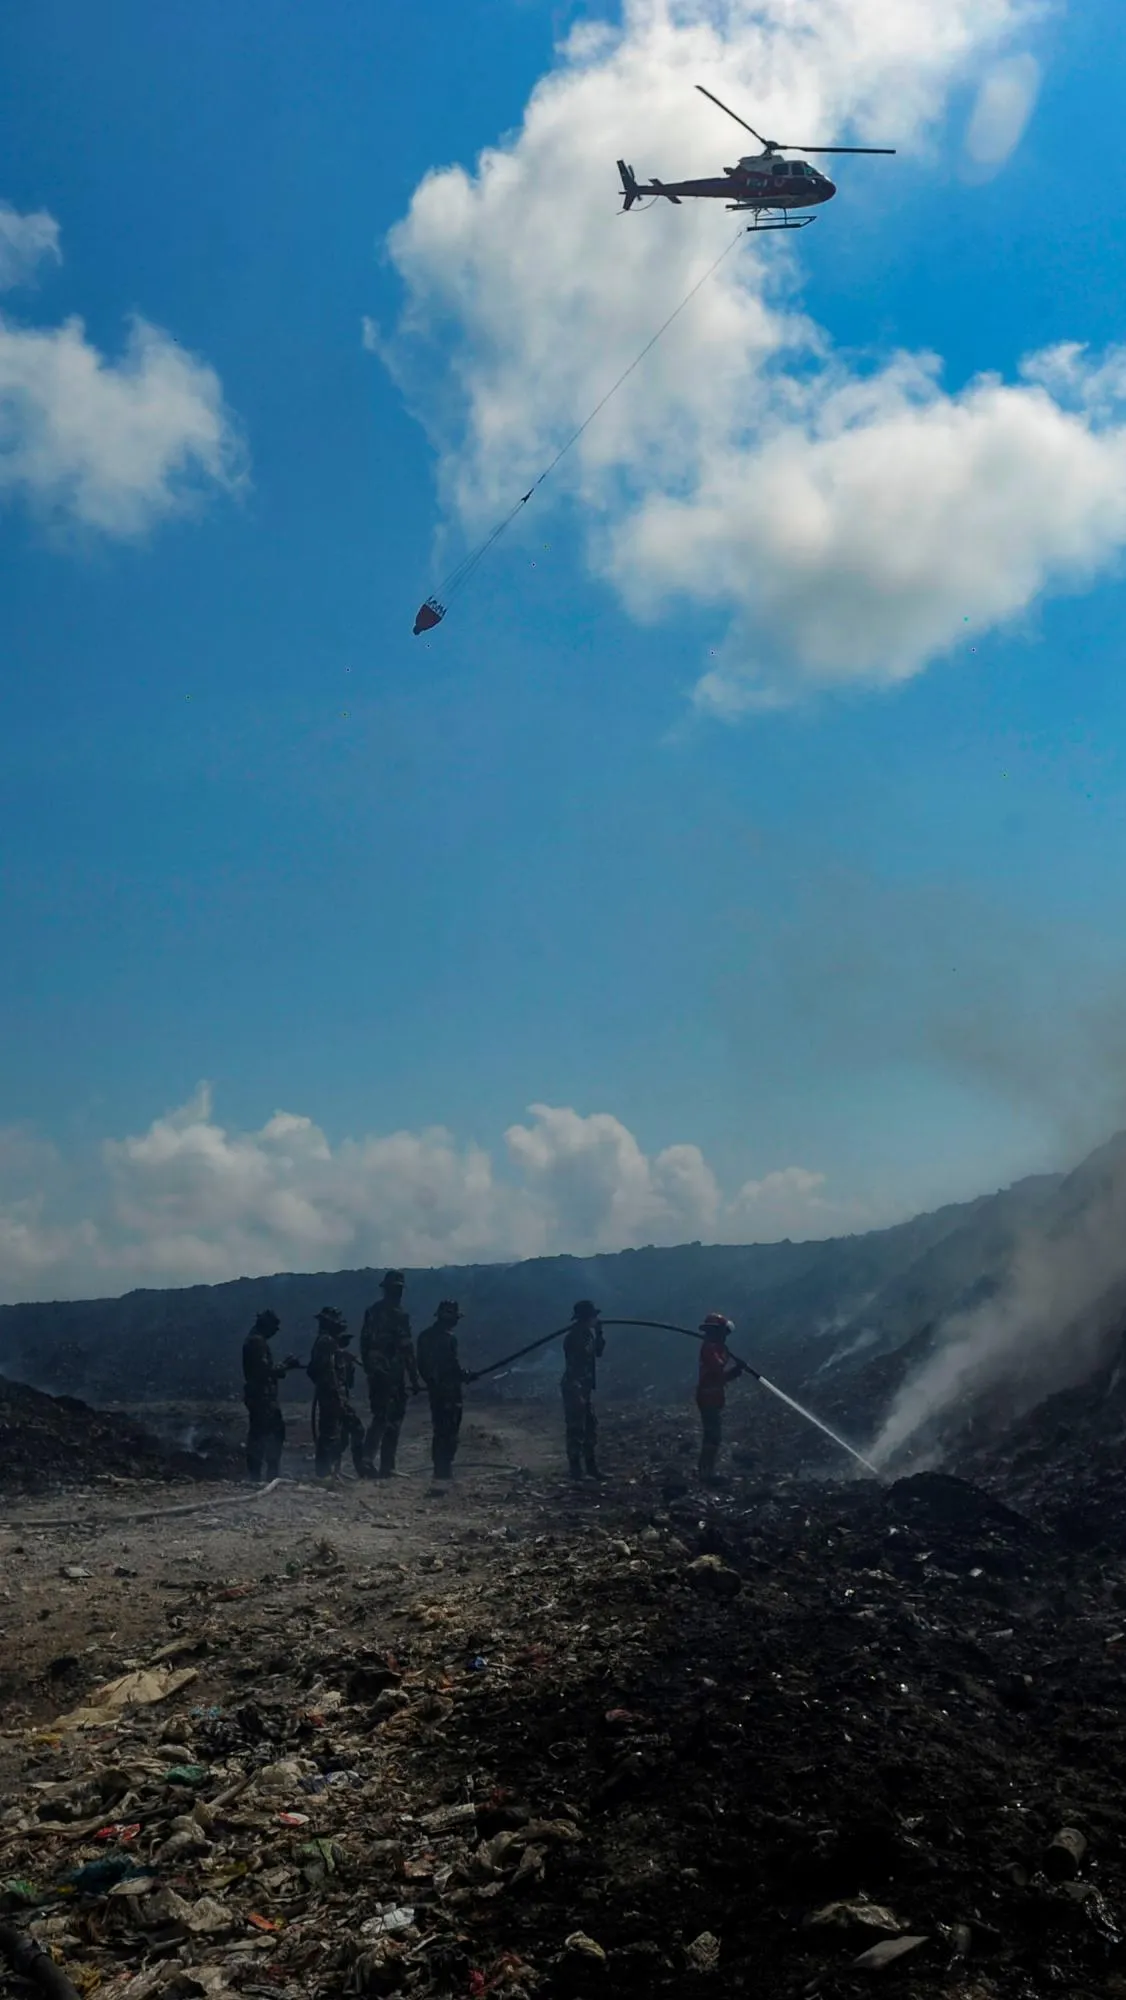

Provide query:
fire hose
left=0, top=1923, right=83, bottom=2000
left=461, top=1323, right=575, bottom=1384
left=466, top=1315, right=878, bottom=1477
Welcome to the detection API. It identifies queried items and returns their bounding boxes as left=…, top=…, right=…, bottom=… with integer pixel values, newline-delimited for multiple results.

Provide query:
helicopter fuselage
left=620, top=153, right=836, bottom=212
left=619, top=89, right=892, bottom=219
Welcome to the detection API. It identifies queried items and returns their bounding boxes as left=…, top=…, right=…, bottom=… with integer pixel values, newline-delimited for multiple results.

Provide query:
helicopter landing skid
left=729, top=207, right=815, bottom=229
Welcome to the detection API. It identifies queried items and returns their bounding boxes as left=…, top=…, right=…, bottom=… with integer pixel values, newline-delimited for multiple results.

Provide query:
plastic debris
left=684, top=1931, right=721, bottom=1972
left=360, top=1905, right=416, bottom=1938
left=806, top=1900, right=903, bottom=1937
left=0, top=1879, right=41, bottom=1909
left=54, top=1666, right=199, bottom=1730
left=1045, top=1827, right=1088, bottom=1880
left=850, top=1935, right=929, bottom=1971
left=61, top=1857, right=149, bottom=1893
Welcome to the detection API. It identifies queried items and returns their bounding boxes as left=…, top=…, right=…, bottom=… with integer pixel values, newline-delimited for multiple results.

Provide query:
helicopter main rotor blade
left=695, top=84, right=771, bottom=147
left=785, top=144, right=896, bottom=155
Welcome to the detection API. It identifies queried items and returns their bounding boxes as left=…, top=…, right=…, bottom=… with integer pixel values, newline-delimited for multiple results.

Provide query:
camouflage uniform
left=360, top=1272, right=420, bottom=1478
left=307, top=1309, right=364, bottom=1478
left=334, top=1339, right=367, bottom=1476
left=242, top=1310, right=291, bottom=1482
left=561, top=1303, right=605, bottom=1480
left=416, top=1302, right=466, bottom=1480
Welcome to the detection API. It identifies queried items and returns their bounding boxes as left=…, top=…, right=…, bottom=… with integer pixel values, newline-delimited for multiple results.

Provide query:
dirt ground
left=4, top=1396, right=1126, bottom=2000
left=0, top=1403, right=555, bottom=1723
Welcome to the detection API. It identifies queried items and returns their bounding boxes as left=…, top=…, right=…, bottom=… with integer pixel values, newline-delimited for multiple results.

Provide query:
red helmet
left=700, top=1312, right=734, bottom=1338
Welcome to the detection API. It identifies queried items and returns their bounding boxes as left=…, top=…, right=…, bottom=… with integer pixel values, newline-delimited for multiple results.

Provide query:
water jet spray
left=466, top=1314, right=879, bottom=1477
left=601, top=1320, right=881, bottom=1478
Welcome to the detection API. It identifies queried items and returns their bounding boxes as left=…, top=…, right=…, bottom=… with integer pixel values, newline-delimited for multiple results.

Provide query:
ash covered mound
left=0, top=1375, right=237, bottom=1493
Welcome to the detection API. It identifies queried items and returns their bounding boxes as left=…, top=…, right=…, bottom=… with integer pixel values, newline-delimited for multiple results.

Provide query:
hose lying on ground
left=0, top=1479, right=281, bottom=1534
left=0, top=1922, right=84, bottom=2000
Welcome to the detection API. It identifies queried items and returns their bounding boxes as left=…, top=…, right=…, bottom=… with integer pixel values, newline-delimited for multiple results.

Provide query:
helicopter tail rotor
left=618, top=160, right=642, bottom=210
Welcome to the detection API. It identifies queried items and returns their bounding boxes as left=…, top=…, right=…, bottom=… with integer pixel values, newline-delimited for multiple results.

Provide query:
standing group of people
left=242, top=1276, right=748, bottom=1487
left=241, top=1270, right=469, bottom=1484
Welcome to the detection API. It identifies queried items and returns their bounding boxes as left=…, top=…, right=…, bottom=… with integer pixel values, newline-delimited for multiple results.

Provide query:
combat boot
left=379, top=1443, right=398, bottom=1479
left=567, top=1452, right=583, bottom=1481
left=584, top=1456, right=603, bottom=1481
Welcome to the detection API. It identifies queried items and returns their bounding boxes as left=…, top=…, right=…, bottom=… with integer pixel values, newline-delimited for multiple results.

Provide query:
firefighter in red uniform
left=696, top=1312, right=744, bottom=1483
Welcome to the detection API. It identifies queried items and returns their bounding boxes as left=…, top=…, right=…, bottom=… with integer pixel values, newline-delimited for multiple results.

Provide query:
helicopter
left=618, top=84, right=894, bottom=230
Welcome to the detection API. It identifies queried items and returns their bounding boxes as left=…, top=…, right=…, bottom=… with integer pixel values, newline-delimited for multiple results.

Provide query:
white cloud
left=652, top=346, right=1126, bottom=709
left=964, top=52, right=1040, bottom=170
left=386, top=0, right=1126, bottom=704
left=0, top=203, right=61, bottom=291
left=0, top=1089, right=859, bottom=1301
left=0, top=196, right=243, bottom=536
left=505, top=1102, right=722, bottom=1247
left=0, top=312, right=244, bottom=535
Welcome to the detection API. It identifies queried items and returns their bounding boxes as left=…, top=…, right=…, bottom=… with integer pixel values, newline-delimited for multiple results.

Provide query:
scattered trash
left=54, top=1666, right=199, bottom=1730
left=295, top=1838, right=338, bottom=1885
left=806, top=1900, right=903, bottom=1938
left=562, top=1931, right=607, bottom=1965
left=850, top=1935, right=929, bottom=1971
left=685, top=1554, right=742, bottom=1599
left=422, top=1803, right=477, bottom=1833
left=360, top=1905, right=415, bottom=1938
left=0, top=1879, right=41, bottom=1910
left=684, top=1930, right=721, bottom=1972
left=1045, top=1826, right=1088, bottom=1880
left=4, top=1383, right=1126, bottom=2000
left=60, top=1857, right=149, bottom=1894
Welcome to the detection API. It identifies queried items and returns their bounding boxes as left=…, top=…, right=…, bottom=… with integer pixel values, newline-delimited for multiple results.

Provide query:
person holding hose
left=561, top=1299, right=605, bottom=1481
left=241, top=1309, right=301, bottom=1483
left=696, top=1312, right=744, bottom=1484
left=417, top=1300, right=470, bottom=1480
left=360, top=1270, right=421, bottom=1479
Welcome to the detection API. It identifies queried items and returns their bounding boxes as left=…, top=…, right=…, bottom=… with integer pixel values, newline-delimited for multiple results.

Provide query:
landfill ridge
left=2, top=1402, right=1126, bottom=2000
left=0, top=1378, right=238, bottom=1495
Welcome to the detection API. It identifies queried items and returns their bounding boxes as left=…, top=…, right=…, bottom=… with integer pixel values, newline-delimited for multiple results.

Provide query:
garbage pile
left=3, top=1431, right=1126, bottom=1999
left=0, top=1378, right=238, bottom=1495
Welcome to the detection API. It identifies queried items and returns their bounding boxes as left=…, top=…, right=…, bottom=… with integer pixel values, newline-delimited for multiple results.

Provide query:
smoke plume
left=870, top=1136, right=1126, bottom=1465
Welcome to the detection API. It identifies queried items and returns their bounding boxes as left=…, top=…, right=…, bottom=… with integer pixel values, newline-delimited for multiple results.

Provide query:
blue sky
left=1, top=0, right=1126, bottom=1298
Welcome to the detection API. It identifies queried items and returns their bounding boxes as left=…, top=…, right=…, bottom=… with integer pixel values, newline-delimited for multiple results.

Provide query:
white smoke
left=870, top=1143, right=1126, bottom=1464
